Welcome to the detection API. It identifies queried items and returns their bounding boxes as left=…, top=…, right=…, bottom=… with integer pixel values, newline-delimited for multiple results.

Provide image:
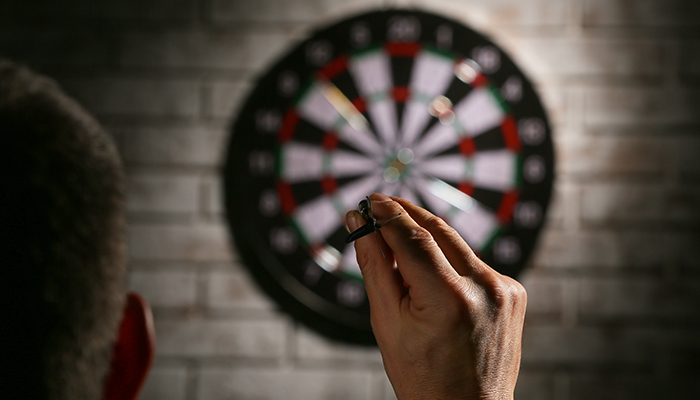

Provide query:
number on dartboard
left=302, top=260, right=324, bottom=286
left=523, top=155, right=546, bottom=183
left=501, top=76, right=523, bottom=103
left=278, top=71, right=299, bottom=97
left=514, top=201, right=542, bottom=229
left=256, top=109, right=281, bottom=134
left=494, top=237, right=521, bottom=264
left=387, top=16, right=421, bottom=41
left=337, top=281, right=365, bottom=307
left=436, top=24, right=453, bottom=49
left=249, top=151, right=274, bottom=176
left=306, top=40, right=333, bottom=66
left=270, top=227, right=297, bottom=254
left=350, top=22, right=371, bottom=48
left=519, top=118, right=546, bottom=146
left=259, top=189, right=279, bottom=217
left=472, top=46, right=501, bottom=74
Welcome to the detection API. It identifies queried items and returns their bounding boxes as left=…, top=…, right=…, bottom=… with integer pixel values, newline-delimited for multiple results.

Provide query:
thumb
left=346, top=210, right=403, bottom=317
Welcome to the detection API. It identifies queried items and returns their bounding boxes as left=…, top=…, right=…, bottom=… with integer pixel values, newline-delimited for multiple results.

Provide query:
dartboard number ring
left=224, top=10, right=554, bottom=345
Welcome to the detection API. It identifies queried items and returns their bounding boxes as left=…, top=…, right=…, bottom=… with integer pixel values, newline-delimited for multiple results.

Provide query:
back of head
left=0, top=61, right=127, bottom=399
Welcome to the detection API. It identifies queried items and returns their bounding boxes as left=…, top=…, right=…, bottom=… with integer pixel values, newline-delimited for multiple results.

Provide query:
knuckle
left=422, top=214, right=449, bottom=232
left=401, top=226, right=444, bottom=259
left=444, top=278, right=485, bottom=322
left=488, top=275, right=527, bottom=310
left=404, top=225, right=434, bottom=246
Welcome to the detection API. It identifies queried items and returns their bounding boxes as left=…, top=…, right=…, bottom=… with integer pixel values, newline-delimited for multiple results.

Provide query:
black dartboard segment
left=224, top=9, right=554, bottom=345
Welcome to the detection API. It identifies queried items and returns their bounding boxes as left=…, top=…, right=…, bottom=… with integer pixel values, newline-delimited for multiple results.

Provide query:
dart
left=346, top=196, right=402, bottom=258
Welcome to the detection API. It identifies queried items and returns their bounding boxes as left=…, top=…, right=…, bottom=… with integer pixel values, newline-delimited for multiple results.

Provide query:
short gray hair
left=0, top=61, right=127, bottom=400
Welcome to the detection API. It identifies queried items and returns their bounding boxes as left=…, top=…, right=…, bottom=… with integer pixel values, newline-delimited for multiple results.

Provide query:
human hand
left=346, top=193, right=527, bottom=400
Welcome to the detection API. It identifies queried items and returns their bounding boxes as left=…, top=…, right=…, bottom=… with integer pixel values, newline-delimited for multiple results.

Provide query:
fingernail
left=346, top=211, right=361, bottom=231
left=370, top=192, right=391, bottom=202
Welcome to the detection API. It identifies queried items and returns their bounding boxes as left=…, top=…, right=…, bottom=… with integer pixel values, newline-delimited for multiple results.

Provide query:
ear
left=103, top=292, right=156, bottom=400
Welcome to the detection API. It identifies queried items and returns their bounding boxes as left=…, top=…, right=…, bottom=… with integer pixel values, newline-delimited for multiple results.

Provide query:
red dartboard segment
left=351, top=97, right=367, bottom=113
left=392, top=86, right=410, bottom=102
left=471, top=73, right=489, bottom=88
left=385, top=41, right=421, bottom=57
left=321, top=175, right=338, bottom=194
left=322, top=132, right=340, bottom=150
left=278, top=110, right=299, bottom=143
left=459, top=137, right=476, bottom=156
left=275, top=181, right=297, bottom=216
left=458, top=182, right=475, bottom=196
left=317, top=54, right=349, bottom=81
left=496, top=192, right=519, bottom=224
left=501, top=116, right=521, bottom=152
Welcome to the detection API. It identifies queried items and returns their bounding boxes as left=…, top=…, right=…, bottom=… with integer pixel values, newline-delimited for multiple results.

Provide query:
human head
left=0, top=61, right=153, bottom=400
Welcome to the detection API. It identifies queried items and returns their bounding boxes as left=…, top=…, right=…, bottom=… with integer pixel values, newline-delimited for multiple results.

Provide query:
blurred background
left=1, top=0, right=699, bottom=399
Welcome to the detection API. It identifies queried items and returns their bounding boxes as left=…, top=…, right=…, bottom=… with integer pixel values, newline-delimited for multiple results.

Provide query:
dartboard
left=224, top=9, right=554, bottom=345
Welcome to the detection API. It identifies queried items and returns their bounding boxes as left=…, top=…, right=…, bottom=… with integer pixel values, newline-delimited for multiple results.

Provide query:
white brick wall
left=198, top=367, right=373, bottom=400
left=2, top=0, right=699, bottom=398
left=155, top=319, right=287, bottom=358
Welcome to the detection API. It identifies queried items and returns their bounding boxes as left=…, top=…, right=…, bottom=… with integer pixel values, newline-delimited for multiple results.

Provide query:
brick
left=542, top=185, right=565, bottom=227
left=518, top=274, right=562, bottom=316
left=678, top=137, right=700, bottom=179
left=4, top=0, right=197, bottom=21
left=61, top=77, right=199, bottom=118
left=533, top=229, right=669, bottom=269
left=206, top=80, right=250, bottom=120
left=121, top=125, right=226, bottom=167
left=537, top=85, right=568, bottom=128
left=667, top=330, right=700, bottom=376
left=127, top=223, right=233, bottom=262
left=126, top=173, right=199, bottom=214
left=120, top=30, right=288, bottom=71
left=676, top=233, right=700, bottom=271
left=680, top=40, right=700, bottom=76
left=556, top=135, right=670, bottom=176
left=584, top=87, right=700, bottom=127
left=521, top=326, right=655, bottom=365
left=430, top=0, right=570, bottom=27
left=198, top=367, right=372, bottom=400
left=128, top=270, right=197, bottom=308
left=138, top=367, right=188, bottom=400
left=0, top=27, right=111, bottom=67
left=201, top=174, right=224, bottom=216
left=500, top=38, right=663, bottom=79
left=583, top=0, right=700, bottom=27
left=206, top=271, right=276, bottom=311
left=211, top=0, right=347, bottom=22
left=579, top=278, right=700, bottom=321
left=514, top=371, right=554, bottom=400
left=580, top=183, right=700, bottom=225
left=543, top=182, right=578, bottom=230
left=211, top=0, right=569, bottom=26
left=569, top=373, right=700, bottom=400
left=295, top=326, right=383, bottom=365
left=155, top=319, right=286, bottom=357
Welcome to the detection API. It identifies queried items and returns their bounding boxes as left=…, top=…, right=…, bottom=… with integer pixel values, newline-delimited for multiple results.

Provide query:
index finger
left=391, top=196, right=497, bottom=279
left=368, top=193, right=460, bottom=294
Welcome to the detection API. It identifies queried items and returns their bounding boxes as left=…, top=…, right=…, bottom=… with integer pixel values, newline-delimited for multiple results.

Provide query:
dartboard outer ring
left=224, top=9, right=555, bottom=345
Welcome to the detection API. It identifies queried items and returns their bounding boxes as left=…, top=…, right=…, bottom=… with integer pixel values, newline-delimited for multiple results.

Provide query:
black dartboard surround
left=224, top=9, right=554, bottom=345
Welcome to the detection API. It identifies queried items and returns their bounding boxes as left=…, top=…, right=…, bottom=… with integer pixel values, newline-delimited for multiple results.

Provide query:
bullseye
left=383, top=148, right=414, bottom=183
